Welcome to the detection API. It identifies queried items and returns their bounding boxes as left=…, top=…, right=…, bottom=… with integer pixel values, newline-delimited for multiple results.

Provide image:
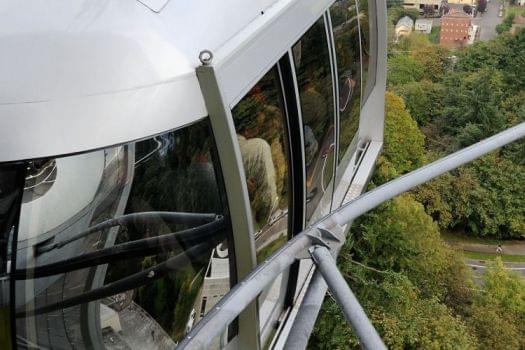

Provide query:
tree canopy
left=312, top=28, right=525, bottom=349
left=374, top=92, right=426, bottom=183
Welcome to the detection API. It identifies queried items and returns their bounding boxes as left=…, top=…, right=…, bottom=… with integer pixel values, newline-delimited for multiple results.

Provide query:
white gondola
left=0, top=0, right=386, bottom=348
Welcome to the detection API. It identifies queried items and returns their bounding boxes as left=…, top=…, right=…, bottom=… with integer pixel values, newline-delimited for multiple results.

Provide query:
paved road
left=255, top=214, right=287, bottom=252
left=473, top=0, right=504, bottom=40
left=453, top=241, right=525, bottom=255
left=446, top=239, right=525, bottom=278
left=466, top=258, right=525, bottom=278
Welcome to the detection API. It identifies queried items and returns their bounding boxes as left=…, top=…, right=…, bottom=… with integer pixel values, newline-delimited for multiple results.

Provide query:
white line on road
left=468, top=264, right=525, bottom=271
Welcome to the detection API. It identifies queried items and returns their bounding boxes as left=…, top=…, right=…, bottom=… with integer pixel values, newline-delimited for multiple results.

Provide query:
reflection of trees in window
left=232, top=67, right=290, bottom=262
left=233, top=72, right=292, bottom=346
left=293, top=17, right=335, bottom=223
left=356, top=0, right=371, bottom=93
left=104, top=121, right=230, bottom=342
left=331, top=0, right=362, bottom=161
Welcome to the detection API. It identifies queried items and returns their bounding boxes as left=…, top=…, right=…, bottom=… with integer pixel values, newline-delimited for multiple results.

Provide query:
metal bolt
left=199, top=50, right=213, bottom=65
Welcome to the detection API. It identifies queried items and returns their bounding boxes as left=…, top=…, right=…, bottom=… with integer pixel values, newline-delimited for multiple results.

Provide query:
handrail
left=178, top=122, right=525, bottom=349
left=16, top=241, right=216, bottom=318
left=36, top=211, right=218, bottom=255
left=16, top=215, right=225, bottom=279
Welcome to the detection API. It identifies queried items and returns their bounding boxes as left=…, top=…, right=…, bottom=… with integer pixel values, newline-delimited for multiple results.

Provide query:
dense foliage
left=310, top=195, right=477, bottom=349
left=311, top=23, right=525, bottom=349
left=469, top=258, right=525, bottom=349
left=374, top=92, right=426, bottom=183
left=396, top=28, right=525, bottom=239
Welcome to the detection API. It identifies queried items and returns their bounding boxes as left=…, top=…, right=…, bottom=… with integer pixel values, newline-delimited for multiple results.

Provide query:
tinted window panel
left=293, top=17, right=336, bottom=224
left=232, top=67, right=290, bottom=263
left=0, top=163, right=25, bottom=348
left=331, top=0, right=362, bottom=162
left=231, top=67, right=291, bottom=346
left=358, top=0, right=377, bottom=100
left=10, top=120, right=234, bottom=349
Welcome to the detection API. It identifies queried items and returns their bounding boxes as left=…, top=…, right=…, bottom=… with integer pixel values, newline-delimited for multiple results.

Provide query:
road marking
left=467, top=264, right=525, bottom=271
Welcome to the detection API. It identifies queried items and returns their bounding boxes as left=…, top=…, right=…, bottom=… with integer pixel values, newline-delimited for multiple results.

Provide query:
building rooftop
left=415, top=18, right=433, bottom=25
left=443, top=9, right=472, bottom=18
left=396, top=16, right=415, bottom=29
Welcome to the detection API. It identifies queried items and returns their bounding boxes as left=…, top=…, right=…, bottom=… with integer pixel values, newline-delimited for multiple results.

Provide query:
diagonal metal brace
left=310, top=246, right=387, bottom=350
left=178, top=122, right=525, bottom=350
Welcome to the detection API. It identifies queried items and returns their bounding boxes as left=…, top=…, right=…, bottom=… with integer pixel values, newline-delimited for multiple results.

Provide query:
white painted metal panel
left=211, top=0, right=334, bottom=106
left=0, top=0, right=281, bottom=161
left=0, top=74, right=205, bottom=161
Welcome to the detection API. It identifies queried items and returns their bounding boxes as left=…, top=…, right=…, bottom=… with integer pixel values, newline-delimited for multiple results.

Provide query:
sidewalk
left=448, top=241, right=525, bottom=255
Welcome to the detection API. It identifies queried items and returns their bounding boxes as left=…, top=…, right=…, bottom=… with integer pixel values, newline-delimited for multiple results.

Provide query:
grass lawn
left=506, top=6, right=525, bottom=17
left=463, top=250, right=525, bottom=263
left=257, top=233, right=288, bottom=262
left=428, top=26, right=441, bottom=44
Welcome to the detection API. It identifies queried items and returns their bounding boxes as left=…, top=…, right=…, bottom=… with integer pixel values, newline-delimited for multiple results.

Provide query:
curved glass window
left=232, top=67, right=290, bottom=263
left=232, top=66, right=291, bottom=347
left=4, top=120, right=234, bottom=349
left=0, top=163, right=25, bottom=348
left=331, top=0, right=362, bottom=163
left=358, top=0, right=377, bottom=101
left=293, top=17, right=336, bottom=224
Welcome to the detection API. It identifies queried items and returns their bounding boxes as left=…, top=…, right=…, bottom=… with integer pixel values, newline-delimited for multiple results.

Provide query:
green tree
left=467, top=304, right=522, bottom=350
left=311, top=274, right=477, bottom=350
left=352, top=195, right=472, bottom=304
left=375, top=92, right=425, bottom=183
left=442, top=69, right=506, bottom=147
left=411, top=45, right=450, bottom=82
left=310, top=196, right=475, bottom=349
left=500, top=92, right=525, bottom=165
left=479, top=258, right=525, bottom=315
left=387, top=55, right=425, bottom=87
left=393, top=80, right=446, bottom=125
left=456, top=30, right=525, bottom=95
left=467, top=258, right=525, bottom=349
left=415, top=153, right=525, bottom=238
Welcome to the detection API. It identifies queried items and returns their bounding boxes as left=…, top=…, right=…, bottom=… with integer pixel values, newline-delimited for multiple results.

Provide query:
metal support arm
left=178, top=122, right=525, bottom=350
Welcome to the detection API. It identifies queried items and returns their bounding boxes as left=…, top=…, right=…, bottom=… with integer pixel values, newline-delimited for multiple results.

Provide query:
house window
left=200, top=297, right=208, bottom=317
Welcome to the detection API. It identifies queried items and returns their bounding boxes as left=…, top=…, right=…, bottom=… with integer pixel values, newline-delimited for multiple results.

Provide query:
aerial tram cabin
left=0, top=0, right=387, bottom=348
